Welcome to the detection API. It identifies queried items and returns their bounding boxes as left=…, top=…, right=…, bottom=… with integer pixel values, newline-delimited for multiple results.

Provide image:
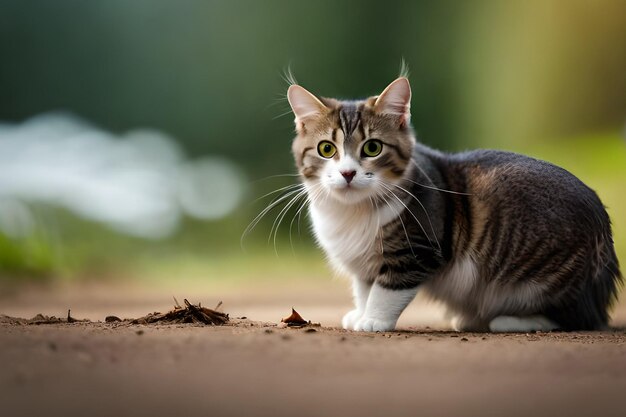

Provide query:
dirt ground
left=1, top=280, right=626, bottom=417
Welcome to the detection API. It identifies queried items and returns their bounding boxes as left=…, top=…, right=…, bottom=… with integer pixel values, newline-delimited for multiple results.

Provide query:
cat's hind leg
left=342, top=278, right=372, bottom=330
left=450, top=315, right=489, bottom=332
left=353, top=283, right=418, bottom=332
left=489, top=315, right=559, bottom=332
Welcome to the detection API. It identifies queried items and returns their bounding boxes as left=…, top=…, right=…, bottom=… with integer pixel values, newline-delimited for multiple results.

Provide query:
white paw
left=489, top=315, right=559, bottom=333
left=342, top=309, right=363, bottom=330
left=450, top=315, right=463, bottom=332
left=353, top=316, right=396, bottom=332
left=450, top=315, right=487, bottom=332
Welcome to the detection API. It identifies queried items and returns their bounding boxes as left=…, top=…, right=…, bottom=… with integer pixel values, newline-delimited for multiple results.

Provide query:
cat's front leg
left=353, top=283, right=419, bottom=332
left=342, top=278, right=372, bottom=330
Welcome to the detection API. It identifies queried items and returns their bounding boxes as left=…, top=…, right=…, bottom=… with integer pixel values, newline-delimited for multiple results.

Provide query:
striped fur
left=287, top=78, right=622, bottom=332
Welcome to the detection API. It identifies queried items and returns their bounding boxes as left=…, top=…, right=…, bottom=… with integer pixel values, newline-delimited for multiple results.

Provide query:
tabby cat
left=286, top=76, right=622, bottom=332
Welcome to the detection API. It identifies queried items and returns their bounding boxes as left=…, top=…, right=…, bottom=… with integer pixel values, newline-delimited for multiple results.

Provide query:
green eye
left=317, top=141, right=337, bottom=158
left=362, top=139, right=383, bottom=157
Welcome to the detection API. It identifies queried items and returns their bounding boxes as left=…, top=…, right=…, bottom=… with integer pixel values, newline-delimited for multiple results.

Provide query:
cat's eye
left=317, top=141, right=337, bottom=158
left=362, top=139, right=383, bottom=157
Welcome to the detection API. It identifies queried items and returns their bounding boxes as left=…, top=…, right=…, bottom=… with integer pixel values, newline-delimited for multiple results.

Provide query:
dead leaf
left=281, top=308, right=309, bottom=327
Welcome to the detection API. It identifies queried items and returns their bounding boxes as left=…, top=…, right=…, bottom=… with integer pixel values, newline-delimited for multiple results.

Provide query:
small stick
left=67, top=309, right=76, bottom=323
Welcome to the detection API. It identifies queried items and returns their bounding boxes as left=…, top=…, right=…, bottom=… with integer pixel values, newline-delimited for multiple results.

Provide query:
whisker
left=250, top=173, right=301, bottom=184
left=378, top=181, right=437, bottom=251
left=368, top=195, right=384, bottom=255
left=269, top=188, right=306, bottom=242
left=271, top=188, right=309, bottom=255
left=289, top=197, right=309, bottom=253
left=404, top=178, right=472, bottom=196
left=379, top=188, right=416, bottom=258
left=251, top=183, right=303, bottom=204
left=289, top=183, right=323, bottom=252
left=389, top=182, right=442, bottom=252
left=241, top=187, right=304, bottom=249
left=272, top=108, right=296, bottom=120
left=409, top=160, right=471, bottom=195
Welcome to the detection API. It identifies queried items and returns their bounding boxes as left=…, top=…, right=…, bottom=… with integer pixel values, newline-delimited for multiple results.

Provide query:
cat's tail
left=546, top=236, right=623, bottom=331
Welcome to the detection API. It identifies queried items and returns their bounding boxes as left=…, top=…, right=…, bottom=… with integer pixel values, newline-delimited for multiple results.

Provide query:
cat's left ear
left=374, top=77, right=411, bottom=126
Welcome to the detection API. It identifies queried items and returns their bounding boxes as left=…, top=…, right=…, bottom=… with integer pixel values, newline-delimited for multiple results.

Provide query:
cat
left=286, top=75, right=622, bottom=332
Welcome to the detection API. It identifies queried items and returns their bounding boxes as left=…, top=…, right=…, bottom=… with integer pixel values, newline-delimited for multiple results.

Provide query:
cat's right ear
left=287, top=85, right=327, bottom=131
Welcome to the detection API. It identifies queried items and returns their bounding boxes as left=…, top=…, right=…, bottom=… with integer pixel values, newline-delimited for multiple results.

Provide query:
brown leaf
left=281, top=308, right=308, bottom=326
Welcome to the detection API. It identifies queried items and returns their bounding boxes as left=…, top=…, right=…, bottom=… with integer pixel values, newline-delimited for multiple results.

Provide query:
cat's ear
left=287, top=85, right=328, bottom=130
left=374, top=77, right=411, bottom=125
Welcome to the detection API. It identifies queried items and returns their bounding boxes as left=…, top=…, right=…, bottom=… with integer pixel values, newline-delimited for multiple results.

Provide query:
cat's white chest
left=309, top=199, right=401, bottom=277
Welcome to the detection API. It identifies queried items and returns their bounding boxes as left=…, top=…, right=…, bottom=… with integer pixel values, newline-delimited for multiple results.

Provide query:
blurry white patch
left=0, top=199, right=35, bottom=239
left=177, top=157, right=246, bottom=220
left=489, top=315, right=558, bottom=332
left=0, top=112, right=246, bottom=239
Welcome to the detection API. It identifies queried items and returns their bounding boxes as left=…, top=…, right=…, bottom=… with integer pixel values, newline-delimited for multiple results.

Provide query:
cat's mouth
left=328, top=183, right=375, bottom=204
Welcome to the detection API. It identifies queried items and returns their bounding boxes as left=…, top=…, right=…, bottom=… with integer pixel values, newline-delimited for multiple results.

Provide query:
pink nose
left=341, top=170, right=356, bottom=184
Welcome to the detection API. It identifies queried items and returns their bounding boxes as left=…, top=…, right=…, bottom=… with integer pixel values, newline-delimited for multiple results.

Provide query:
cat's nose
left=341, top=170, right=356, bottom=184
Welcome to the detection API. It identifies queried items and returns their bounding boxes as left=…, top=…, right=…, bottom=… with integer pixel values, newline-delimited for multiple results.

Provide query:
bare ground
left=1, top=280, right=626, bottom=417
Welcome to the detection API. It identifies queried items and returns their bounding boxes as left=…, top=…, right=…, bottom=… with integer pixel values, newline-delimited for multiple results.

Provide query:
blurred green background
left=0, top=0, right=624, bottom=284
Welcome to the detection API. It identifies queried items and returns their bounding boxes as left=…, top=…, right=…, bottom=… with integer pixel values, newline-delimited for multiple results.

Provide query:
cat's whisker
left=378, top=181, right=437, bottom=252
left=290, top=184, right=320, bottom=236
left=251, top=182, right=303, bottom=204
left=299, top=183, right=330, bottom=238
left=289, top=196, right=309, bottom=252
left=269, top=188, right=306, bottom=243
left=409, top=160, right=472, bottom=195
left=404, top=177, right=472, bottom=196
left=378, top=188, right=416, bottom=258
left=241, top=187, right=305, bottom=249
left=280, top=187, right=315, bottom=254
left=368, top=195, right=384, bottom=255
left=272, top=108, right=297, bottom=120
left=286, top=187, right=317, bottom=253
left=250, top=173, right=302, bottom=185
left=271, top=188, right=309, bottom=255
left=289, top=184, right=323, bottom=252
left=389, top=182, right=442, bottom=252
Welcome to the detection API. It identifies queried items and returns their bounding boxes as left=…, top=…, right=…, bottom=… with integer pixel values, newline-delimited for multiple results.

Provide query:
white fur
left=423, top=255, right=556, bottom=331
left=308, top=188, right=402, bottom=277
left=318, top=153, right=381, bottom=205
left=489, top=315, right=558, bottom=332
left=342, top=278, right=372, bottom=329
left=353, top=283, right=419, bottom=332
left=424, top=255, right=478, bottom=307
left=309, top=179, right=412, bottom=332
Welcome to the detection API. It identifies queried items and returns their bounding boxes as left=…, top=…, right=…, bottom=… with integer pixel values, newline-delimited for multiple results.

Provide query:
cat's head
left=287, top=78, right=415, bottom=205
